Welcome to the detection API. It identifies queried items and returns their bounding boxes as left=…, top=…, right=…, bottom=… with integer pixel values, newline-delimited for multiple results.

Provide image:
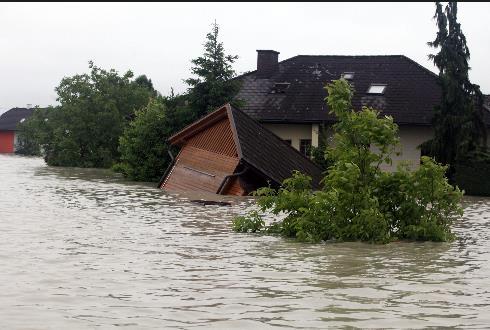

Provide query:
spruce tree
left=185, top=21, right=241, bottom=118
left=423, top=1, right=486, bottom=178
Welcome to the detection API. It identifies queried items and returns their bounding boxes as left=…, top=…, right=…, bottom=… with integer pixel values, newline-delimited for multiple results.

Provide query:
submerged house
left=235, top=50, right=449, bottom=170
left=0, top=107, right=34, bottom=153
left=159, top=104, right=323, bottom=196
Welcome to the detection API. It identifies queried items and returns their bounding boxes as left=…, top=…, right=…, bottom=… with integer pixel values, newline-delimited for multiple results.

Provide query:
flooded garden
left=1, top=154, right=490, bottom=329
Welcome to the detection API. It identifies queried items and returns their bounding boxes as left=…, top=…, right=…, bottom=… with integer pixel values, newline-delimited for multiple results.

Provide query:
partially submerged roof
left=0, top=107, right=34, bottom=131
left=169, top=104, right=324, bottom=189
left=235, top=55, right=442, bottom=125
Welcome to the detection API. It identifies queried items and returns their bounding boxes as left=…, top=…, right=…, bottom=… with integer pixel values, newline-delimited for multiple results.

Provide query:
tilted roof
left=235, top=55, right=442, bottom=125
left=169, top=104, right=324, bottom=189
left=0, top=108, right=34, bottom=131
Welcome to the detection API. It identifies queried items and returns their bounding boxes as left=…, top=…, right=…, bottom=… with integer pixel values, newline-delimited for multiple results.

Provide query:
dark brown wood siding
left=222, top=177, right=246, bottom=196
left=186, top=118, right=237, bottom=157
left=161, top=117, right=240, bottom=194
left=162, top=146, right=239, bottom=193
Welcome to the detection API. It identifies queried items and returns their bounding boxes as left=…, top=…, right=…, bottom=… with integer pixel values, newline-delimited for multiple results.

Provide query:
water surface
left=1, top=155, right=489, bottom=329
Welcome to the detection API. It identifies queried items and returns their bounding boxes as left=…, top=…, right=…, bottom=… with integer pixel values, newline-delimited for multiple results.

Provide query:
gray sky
left=1, top=2, right=489, bottom=114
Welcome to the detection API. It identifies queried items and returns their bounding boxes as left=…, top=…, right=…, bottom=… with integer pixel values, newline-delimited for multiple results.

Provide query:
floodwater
left=1, top=155, right=490, bottom=329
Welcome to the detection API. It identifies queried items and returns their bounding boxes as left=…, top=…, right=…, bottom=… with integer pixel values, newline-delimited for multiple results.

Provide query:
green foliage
left=422, top=2, right=487, bottom=180
left=16, top=106, right=50, bottom=156
left=453, top=153, right=490, bottom=196
left=16, top=62, right=155, bottom=168
left=115, top=98, right=175, bottom=182
left=310, top=125, right=333, bottom=171
left=114, top=88, right=196, bottom=182
left=234, top=79, right=463, bottom=244
left=232, top=211, right=265, bottom=233
left=184, top=21, right=242, bottom=118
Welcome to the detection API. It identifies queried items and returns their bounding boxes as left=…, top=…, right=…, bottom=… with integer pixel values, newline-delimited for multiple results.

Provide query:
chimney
left=257, top=50, right=279, bottom=78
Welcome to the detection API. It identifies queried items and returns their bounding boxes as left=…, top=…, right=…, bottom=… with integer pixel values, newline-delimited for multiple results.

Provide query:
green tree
left=115, top=98, right=175, bottom=182
left=18, top=62, right=155, bottom=167
left=185, top=21, right=241, bottom=118
left=16, top=106, right=50, bottom=156
left=422, top=2, right=486, bottom=179
left=115, top=88, right=195, bottom=182
left=234, top=79, right=463, bottom=243
left=135, top=75, right=159, bottom=98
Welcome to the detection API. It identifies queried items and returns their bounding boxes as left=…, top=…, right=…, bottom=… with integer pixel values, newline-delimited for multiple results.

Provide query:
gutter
left=217, top=166, right=248, bottom=195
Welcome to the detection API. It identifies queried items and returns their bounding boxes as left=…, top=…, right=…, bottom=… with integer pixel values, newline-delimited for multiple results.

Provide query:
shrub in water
left=232, top=79, right=463, bottom=243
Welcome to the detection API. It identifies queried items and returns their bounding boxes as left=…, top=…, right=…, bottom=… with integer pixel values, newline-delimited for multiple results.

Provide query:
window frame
left=299, top=139, right=312, bottom=156
left=341, top=72, right=355, bottom=80
left=367, top=84, right=387, bottom=94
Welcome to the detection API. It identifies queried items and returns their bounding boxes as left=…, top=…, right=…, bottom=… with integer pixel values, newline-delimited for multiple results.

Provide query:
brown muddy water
left=1, top=154, right=490, bottom=329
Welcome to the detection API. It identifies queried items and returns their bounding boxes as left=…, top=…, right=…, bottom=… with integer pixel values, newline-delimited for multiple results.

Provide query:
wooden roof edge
left=225, top=104, right=243, bottom=159
left=168, top=104, right=230, bottom=145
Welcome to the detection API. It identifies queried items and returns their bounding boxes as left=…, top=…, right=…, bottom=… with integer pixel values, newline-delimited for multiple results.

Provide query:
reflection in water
left=1, top=154, right=490, bottom=328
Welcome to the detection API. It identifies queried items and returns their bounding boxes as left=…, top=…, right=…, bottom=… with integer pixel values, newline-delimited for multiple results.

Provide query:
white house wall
left=263, top=123, right=317, bottom=150
left=379, top=125, right=433, bottom=172
left=264, top=122, right=434, bottom=172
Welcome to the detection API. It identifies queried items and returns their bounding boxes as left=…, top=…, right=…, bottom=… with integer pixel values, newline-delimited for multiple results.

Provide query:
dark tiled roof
left=235, top=55, right=441, bottom=125
left=228, top=105, right=323, bottom=189
left=0, top=108, right=34, bottom=131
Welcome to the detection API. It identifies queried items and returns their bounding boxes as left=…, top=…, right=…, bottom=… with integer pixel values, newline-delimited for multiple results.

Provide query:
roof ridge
left=294, top=54, right=405, bottom=58
left=399, top=55, right=439, bottom=80
left=233, top=54, right=426, bottom=81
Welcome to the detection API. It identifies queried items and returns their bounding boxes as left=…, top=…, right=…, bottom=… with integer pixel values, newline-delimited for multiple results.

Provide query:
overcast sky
left=1, top=2, right=489, bottom=114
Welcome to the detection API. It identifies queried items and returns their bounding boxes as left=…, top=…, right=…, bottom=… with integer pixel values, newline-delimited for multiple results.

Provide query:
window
left=299, top=139, right=312, bottom=156
left=271, top=82, right=290, bottom=94
left=283, top=139, right=292, bottom=145
left=367, top=84, right=387, bottom=94
left=341, top=72, right=355, bottom=80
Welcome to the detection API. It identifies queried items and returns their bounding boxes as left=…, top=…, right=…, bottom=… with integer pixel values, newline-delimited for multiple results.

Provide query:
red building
left=159, top=104, right=323, bottom=196
left=0, top=108, right=34, bottom=153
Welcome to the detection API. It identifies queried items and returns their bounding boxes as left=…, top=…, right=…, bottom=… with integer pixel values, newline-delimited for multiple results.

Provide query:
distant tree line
left=17, top=22, right=242, bottom=182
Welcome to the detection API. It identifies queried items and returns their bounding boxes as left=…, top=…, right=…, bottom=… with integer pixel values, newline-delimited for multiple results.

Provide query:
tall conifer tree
left=423, top=2, right=486, bottom=178
left=185, top=21, right=241, bottom=118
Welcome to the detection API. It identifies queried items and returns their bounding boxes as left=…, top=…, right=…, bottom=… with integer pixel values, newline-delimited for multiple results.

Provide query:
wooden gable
left=160, top=112, right=240, bottom=194
left=159, top=103, right=323, bottom=196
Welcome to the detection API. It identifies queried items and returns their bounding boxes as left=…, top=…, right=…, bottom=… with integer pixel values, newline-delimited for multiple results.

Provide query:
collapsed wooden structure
left=158, top=104, right=323, bottom=196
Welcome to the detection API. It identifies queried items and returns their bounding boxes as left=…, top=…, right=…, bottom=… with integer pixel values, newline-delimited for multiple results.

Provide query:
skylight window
left=271, top=82, right=290, bottom=94
left=367, top=84, right=387, bottom=94
left=341, top=72, right=355, bottom=80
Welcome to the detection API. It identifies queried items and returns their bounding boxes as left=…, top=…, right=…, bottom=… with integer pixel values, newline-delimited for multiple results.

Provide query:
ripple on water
left=1, top=154, right=490, bottom=329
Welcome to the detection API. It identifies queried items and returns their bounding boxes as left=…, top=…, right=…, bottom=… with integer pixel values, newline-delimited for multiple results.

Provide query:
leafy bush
left=16, top=107, right=50, bottom=156
left=232, top=211, right=265, bottom=233
left=115, top=99, right=173, bottom=182
left=233, top=79, right=463, bottom=243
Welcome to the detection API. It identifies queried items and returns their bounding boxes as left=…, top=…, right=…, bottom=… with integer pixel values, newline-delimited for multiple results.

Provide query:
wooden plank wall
left=162, top=117, right=240, bottom=194
left=186, top=118, right=238, bottom=157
